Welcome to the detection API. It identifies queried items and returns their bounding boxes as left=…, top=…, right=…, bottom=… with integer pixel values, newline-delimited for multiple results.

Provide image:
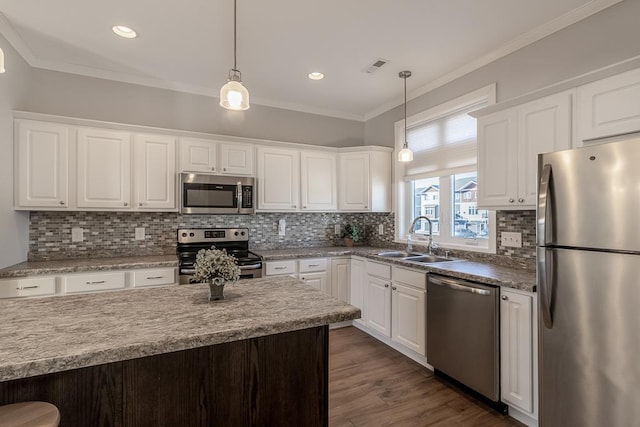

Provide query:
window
left=394, top=84, right=496, bottom=252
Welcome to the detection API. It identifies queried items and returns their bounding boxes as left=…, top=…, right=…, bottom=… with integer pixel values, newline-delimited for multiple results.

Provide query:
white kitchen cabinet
left=180, top=139, right=254, bottom=176
left=299, top=271, right=328, bottom=293
left=257, top=147, right=300, bottom=210
left=0, top=276, right=57, bottom=299
left=15, top=120, right=70, bottom=209
left=134, top=134, right=176, bottom=210
left=219, top=142, right=254, bottom=175
left=77, top=127, right=131, bottom=209
left=338, top=150, right=391, bottom=212
left=62, top=271, right=127, bottom=294
left=477, top=91, right=572, bottom=209
left=300, top=150, right=337, bottom=211
left=330, top=257, right=350, bottom=302
left=577, top=67, right=640, bottom=143
left=349, top=257, right=366, bottom=325
left=365, top=275, right=392, bottom=337
left=179, top=137, right=217, bottom=173
left=500, top=289, right=537, bottom=417
left=131, top=268, right=176, bottom=288
left=391, top=266, right=426, bottom=356
left=265, top=260, right=297, bottom=276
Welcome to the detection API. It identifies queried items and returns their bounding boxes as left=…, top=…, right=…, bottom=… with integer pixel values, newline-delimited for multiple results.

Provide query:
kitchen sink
left=402, top=255, right=455, bottom=264
left=376, top=251, right=422, bottom=258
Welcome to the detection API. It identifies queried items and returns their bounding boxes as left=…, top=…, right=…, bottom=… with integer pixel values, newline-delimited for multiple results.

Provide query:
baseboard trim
left=508, top=406, right=538, bottom=427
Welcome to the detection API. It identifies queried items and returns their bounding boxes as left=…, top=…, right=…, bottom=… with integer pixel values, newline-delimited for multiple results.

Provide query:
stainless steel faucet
left=408, top=216, right=433, bottom=254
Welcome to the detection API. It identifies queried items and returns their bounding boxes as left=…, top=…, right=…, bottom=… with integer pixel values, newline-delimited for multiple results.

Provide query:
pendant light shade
left=220, top=0, right=249, bottom=110
left=0, top=47, right=6, bottom=74
left=397, top=70, right=413, bottom=162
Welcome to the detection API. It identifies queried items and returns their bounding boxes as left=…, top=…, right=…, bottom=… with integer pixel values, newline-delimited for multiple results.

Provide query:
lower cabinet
left=299, top=271, right=328, bottom=293
left=330, top=258, right=350, bottom=303
left=349, top=257, right=366, bottom=325
left=500, top=288, right=538, bottom=421
left=365, top=275, right=392, bottom=336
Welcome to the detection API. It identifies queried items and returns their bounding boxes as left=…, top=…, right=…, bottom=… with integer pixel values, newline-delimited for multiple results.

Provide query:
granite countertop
left=0, top=276, right=359, bottom=382
left=255, top=246, right=536, bottom=292
left=0, top=254, right=178, bottom=278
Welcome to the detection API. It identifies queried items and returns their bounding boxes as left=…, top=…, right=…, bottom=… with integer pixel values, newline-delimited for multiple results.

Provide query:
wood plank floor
left=329, top=326, right=524, bottom=427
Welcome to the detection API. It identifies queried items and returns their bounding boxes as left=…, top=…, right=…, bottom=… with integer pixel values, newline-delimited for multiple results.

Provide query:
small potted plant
left=341, top=224, right=359, bottom=247
left=193, top=247, right=241, bottom=301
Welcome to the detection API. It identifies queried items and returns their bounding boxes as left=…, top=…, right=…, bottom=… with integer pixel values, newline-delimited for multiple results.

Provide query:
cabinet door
left=500, top=289, right=534, bottom=414
left=349, top=258, right=366, bottom=324
left=16, top=120, right=69, bottom=208
left=338, top=153, right=370, bottom=211
left=365, top=275, right=391, bottom=337
left=330, top=258, right=350, bottom=302
left=299, top=271, right=328, bottom=294
left=134, top=134, right=176, bottom=210
left=577, top=68, right=640, bottom=142
left=77, top=128, right=131, bottom=209
left=477, top=110, right=518, bottom=208
left=179, top=138, right=216, bottom=173
left=219, top=142, right=254, bottom=175
left=257, top=147, right=300, bottom=210
left=391, top=282, right=426, bottom=356
left=517, top=92, right=572, bottom=207
left=301, top=151, right=337, bottom=211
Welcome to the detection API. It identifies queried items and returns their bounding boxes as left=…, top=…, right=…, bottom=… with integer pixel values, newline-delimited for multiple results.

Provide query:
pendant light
left=397, top=70, right=413, bottom=162
left=0, top=47, right=5, bottom=74
left=220, top=0, right=250, bottom=110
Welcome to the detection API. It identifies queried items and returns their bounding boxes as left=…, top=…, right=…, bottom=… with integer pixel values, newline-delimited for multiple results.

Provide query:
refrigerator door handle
left=537, top=163, right=553, bottom=246
left=538, top=247, right=554, bottom=329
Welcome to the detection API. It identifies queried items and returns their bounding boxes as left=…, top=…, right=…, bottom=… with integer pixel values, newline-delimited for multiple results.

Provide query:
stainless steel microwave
left=179, top=173, right=255, bottom=214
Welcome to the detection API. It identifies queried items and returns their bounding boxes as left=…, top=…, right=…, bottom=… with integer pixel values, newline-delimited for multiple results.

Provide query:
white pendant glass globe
left=398, top=147, right=414, bottom=162
left=220, top=80, right=250, bottom=110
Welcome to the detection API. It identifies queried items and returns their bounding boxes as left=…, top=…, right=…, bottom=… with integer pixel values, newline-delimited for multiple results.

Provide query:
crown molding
left=363, top=0, right=625, bottom=121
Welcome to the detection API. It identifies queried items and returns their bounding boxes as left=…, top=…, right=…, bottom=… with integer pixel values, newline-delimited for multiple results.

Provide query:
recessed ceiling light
left=112, top=25, right=137, bottom=39
left=308, top=72, right=324, bottom=80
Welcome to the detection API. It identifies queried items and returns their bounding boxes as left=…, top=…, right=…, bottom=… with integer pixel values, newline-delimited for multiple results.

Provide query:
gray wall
left=0, top=34, right=31, bottom=268
left=365, top=0, right=640, bottom=147
left=24, top=69, right=365, bottom=148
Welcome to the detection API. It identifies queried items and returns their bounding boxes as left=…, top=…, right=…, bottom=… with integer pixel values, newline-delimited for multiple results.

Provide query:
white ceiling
left=0, top=0, right=623, bottom=121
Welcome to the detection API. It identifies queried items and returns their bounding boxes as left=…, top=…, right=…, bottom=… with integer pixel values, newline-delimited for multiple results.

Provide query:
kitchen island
left=0, top=276, right=359, bottom=426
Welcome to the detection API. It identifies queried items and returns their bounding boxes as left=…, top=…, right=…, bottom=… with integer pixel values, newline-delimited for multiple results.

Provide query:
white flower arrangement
left=193, top=247, right=241, bottom=285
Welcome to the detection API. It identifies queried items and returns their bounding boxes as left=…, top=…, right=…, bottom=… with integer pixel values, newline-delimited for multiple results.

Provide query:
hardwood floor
left=329, top=326, right=524, bottom=427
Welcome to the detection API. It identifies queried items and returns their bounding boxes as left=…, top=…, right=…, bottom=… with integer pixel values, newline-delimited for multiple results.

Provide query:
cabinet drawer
left=366, top=261, right=391, bottom=280
left=0, top=276, right=57, bottom=299
left=63, top=272, right=126, bottom=294
left=299, top=258, right=327, bottom=273
left=131, top=268, right=176, bottom=288
left=265, top=260, right=296, bottom=276
left=393, top=266, right=426, bottom=290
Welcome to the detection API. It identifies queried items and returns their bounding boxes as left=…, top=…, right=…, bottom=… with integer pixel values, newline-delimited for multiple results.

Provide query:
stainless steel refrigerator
left=537, top=137, right=640, bottom=426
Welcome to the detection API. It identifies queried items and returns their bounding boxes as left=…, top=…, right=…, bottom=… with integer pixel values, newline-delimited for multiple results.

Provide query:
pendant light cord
left=404, top=74, right=407, bottom=148
left=233, top=0, right=237, bottom=71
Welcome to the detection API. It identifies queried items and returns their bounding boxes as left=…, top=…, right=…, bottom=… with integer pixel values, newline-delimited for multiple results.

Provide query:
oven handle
left=181, top=268, right=196, bottom=274
left=240, top=263, right=262, bottom=270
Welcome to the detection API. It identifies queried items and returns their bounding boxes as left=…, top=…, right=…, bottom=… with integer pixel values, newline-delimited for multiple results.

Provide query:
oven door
left=180, top=173, right=254, bottom=214
left=179, top=263, right=262, bottom=284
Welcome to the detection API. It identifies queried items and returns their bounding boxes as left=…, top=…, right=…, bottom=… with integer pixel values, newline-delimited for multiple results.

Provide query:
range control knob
left=241, top=231, right=246, bottom=236
left=181, top=233, right=187, bottom=237
left=234, top=231, right=239, bottom=236
left=189, top=232, right=195, bottom=237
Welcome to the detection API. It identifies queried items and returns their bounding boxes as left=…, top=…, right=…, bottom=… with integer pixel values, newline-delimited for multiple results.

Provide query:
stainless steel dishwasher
left=426, top=274, right=503, bottom=410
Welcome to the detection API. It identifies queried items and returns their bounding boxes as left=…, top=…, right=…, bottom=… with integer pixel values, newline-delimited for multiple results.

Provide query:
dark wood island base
left=0, top=326, right=329, bottom=426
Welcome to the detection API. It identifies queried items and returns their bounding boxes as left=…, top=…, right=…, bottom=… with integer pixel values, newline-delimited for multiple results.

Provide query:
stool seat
left=0, top=401, right=60, bottom=427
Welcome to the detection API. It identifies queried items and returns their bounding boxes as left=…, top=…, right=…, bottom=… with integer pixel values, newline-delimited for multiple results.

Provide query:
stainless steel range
left=177, top=228, right=262, bottom=284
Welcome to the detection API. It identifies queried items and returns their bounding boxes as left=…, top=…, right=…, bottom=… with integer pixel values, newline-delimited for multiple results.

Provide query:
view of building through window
left=412, top=177, right=440, bottom=234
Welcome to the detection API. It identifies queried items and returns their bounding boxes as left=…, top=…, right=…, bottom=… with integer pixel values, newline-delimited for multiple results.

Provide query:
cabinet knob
left=508, top=198, right=515, bottom=203
left=384, top=284, right=389, bottom=288
left=518, top=198, right=525, bottom=203
left=292, top=205, right=297, bottom=208
left=223, top=168, right=227, bottom=171
left=365, top=206, right=368, bottom=209
left=303, top=206, right=307, bottom=209
left=212, top=167, right=215, bottom=171
left=501, top=295, right=509, bottom=301
left=59, top=200, right=65, bottom=205
left=139, top=202, right=143, bottom=207
left=124, top=202, right=128, bottom=207
left=392, top=286, right=397, bottom=290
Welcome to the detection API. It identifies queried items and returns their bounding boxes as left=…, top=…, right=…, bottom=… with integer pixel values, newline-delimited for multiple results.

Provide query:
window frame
left=393, top=84, right=497, bottom=253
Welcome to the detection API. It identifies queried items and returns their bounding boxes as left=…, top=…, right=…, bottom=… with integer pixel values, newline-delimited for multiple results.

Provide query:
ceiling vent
left=363, top=58, right=389, bottom=74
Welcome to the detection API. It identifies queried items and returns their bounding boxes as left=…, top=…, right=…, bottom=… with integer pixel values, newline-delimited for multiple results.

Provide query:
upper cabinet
left=257, top=147, right=300, bottom=211
left=179, top=138, right=254, bottom=176
left=338, top=150, right=391, bottom=212
left=300, top=150, right=337, bottom=211
left=76, top=127, right=132, bottom=209
left=577, top=68, right=640, bottom=143
left=15, top=120, right=69, bottom=209
left=134, top=134, right=176, bottom=210
left=477, top=91, right=572, bottom=209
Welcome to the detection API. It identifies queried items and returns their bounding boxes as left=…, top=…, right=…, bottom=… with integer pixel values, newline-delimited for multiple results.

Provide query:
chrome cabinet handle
left=85, top=281, right=106, bottom=285
left=429, top=276, right=491, bottom=296
left=518, top=198, right=525, bottom=203
left=392, top=286, right=397, bottom=290
left=501, top=295, right=508, bottom=301
left=508, top=198, right=514, bottom=203
left=146, top=276, right=163, bottom=280
left=17, top=285, right=39, bottom=290
left=274, top=266, right=287, bottom=270
left=384, top=284, right=389, bottom=288
left=59, top=200, right=65, bottom=205
left=308, top=264, right=320, bottom=267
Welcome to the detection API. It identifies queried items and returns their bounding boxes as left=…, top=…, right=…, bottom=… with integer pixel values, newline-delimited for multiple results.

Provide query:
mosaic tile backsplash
left=28, top=210, right=537, bottom=263
left=28, top=211, right=395, bottom=261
